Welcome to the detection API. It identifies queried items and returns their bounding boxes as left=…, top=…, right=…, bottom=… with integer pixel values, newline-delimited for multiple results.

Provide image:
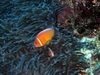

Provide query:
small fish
left=34, top=28, right=54, bottom=47
left=48, top=47, right=54, bottom=57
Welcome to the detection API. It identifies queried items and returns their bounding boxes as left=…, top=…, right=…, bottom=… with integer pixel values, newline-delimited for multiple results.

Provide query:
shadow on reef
left=0, top=0, right=97, bottom=75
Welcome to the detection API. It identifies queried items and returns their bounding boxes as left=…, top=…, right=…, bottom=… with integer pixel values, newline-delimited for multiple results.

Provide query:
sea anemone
left=0, top=0, right=100, bottom=75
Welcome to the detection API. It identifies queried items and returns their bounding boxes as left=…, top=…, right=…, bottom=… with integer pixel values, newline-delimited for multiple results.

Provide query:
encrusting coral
left=0, top=0, right=100, bottom=75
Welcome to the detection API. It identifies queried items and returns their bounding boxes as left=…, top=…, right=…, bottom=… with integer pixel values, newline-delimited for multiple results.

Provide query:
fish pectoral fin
left=46, top=40, right=50, bottom=45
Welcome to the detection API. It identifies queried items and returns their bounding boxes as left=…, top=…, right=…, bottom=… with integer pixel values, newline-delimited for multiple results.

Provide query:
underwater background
left=0, top=0, right=100, bottom=75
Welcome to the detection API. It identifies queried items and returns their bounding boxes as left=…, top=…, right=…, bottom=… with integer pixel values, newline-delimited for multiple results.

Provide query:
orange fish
left=48, top=47, right=54, bottom=57
left=34, top=28, right=54, bottom=47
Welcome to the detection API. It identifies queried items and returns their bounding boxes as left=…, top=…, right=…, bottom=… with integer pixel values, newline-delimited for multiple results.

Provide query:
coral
left=0, top=0, right=99, bottom=75
left=57, top=0, right=100, bottom=39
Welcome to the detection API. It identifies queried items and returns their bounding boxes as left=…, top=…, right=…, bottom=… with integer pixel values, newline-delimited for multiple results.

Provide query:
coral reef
left=57, top=0, right=100, bottom=75
left=57, top=0, right=100, bottom=38
left=0, top=0, right=100, bottom=75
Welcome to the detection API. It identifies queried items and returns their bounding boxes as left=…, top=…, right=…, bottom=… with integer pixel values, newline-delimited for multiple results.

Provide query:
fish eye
left=35, top=41, right=38, bottom=44
left=35, top=39, right=39, bottom=45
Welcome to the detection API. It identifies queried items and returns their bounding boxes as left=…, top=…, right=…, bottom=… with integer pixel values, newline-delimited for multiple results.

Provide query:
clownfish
left=48, top=47, right=54, bottom=57
left=34, top=28, right=54, bottom=47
